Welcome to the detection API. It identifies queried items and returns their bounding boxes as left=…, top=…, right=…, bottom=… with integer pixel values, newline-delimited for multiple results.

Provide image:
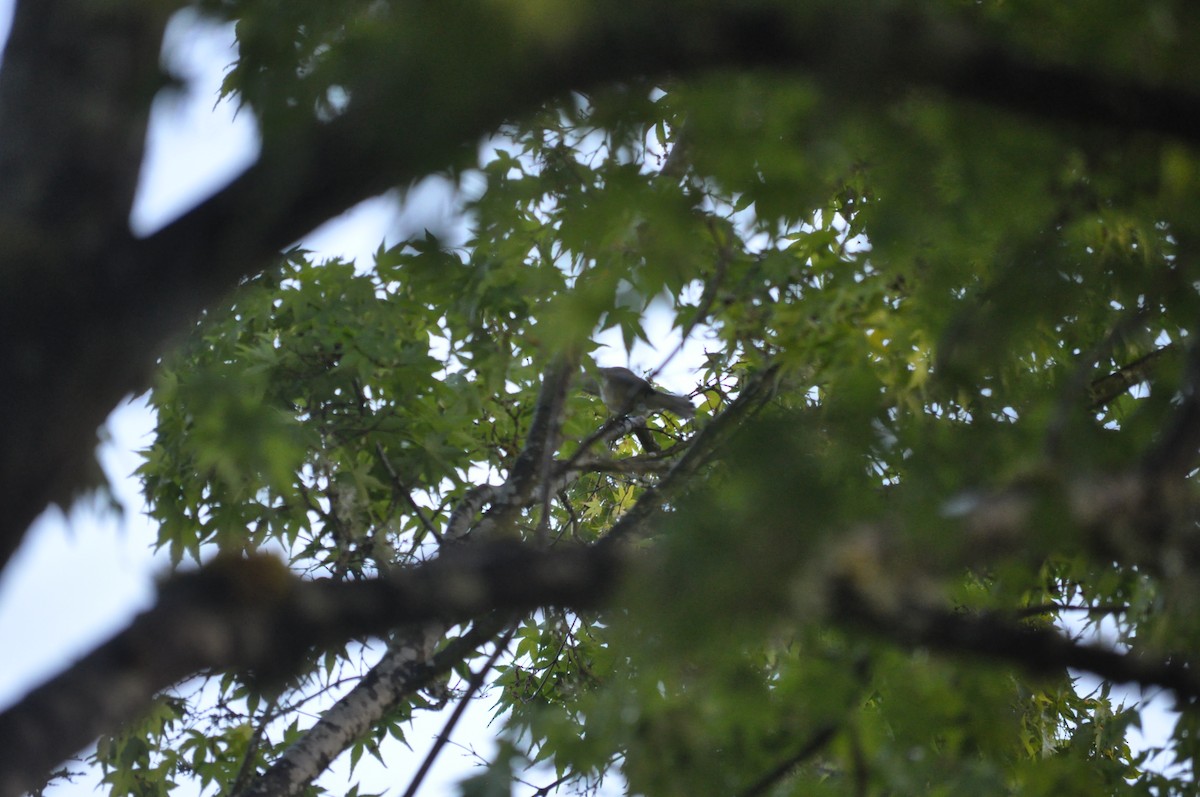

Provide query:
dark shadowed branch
left=833, top=578, right=1200, bottom=704
left=0, top=545, right=620, bottom=797
left=1089, top=344, right=1176, bottom=410
left=738, top=725, right=839, bottom=797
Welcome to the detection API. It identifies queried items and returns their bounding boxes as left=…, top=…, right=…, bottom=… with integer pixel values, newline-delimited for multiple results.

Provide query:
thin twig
left=529, top=771, right=575, bottom=796
left=559, top=412, right=650, bottom=479
left=1008, top=602, right=1131, bottom=619
left=397, top=622, right=519, bottom=797
left=375, top=442, right=443, bottom=544
left=523, top=613, right=578, bottom=703
left=228, top=695, right=280, bottom=797
left=737, top=725, right=838, bottom=797
left=650, top=216, right=733, bottom=385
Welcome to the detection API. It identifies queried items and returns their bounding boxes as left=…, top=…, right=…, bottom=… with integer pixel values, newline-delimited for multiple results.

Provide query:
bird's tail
left=649, top=389, right=695, bottom=418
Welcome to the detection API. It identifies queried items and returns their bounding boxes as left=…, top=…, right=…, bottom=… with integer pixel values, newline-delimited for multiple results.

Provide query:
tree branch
left=456, top=358, right=576, bottom=542
left=737, top=725, right=839, bottom=797
left=239, top=614, right=512, bottom=797
left=833, top=579, right=1200, bottom=703
left=1088, top=344, right=1176, bottom=410
left=0, top=545, right=620, bottom=797
left=376, top=442, right=443, bottom=544
left=0, top=0, right=176, bottom=571
left=397, top=623, right=518, bottom=797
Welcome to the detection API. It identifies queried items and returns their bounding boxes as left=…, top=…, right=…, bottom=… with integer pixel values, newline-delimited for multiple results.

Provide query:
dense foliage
left=10, top=1, right=1200, bottom=796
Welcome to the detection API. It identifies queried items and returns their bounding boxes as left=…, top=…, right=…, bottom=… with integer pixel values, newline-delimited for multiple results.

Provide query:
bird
left=594, top=366, right=695, bottom=419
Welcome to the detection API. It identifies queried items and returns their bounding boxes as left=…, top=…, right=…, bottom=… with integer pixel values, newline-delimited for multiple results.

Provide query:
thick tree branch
left=0, top=545, right=620, bottom=797
left=1088, top=344, right=1176, bottom=410
left=0, top=0, right=176, bottom=570
left=833, top=579, right=1200, bottom=703
left=454, top=358, right=576, bottom=542
left=236, top=624, right=442, bottom=797
left=508, top=357, right=575, bottom=510
left=238, top=615, right=513, bottom=797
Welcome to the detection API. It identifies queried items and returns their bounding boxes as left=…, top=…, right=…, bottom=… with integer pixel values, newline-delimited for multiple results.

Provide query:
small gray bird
left=595, top=366, right=695, bottom=419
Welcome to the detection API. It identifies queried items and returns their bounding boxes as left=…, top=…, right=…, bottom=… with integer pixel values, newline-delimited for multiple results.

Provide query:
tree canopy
left=4, top=0, right=1200, bottom=795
